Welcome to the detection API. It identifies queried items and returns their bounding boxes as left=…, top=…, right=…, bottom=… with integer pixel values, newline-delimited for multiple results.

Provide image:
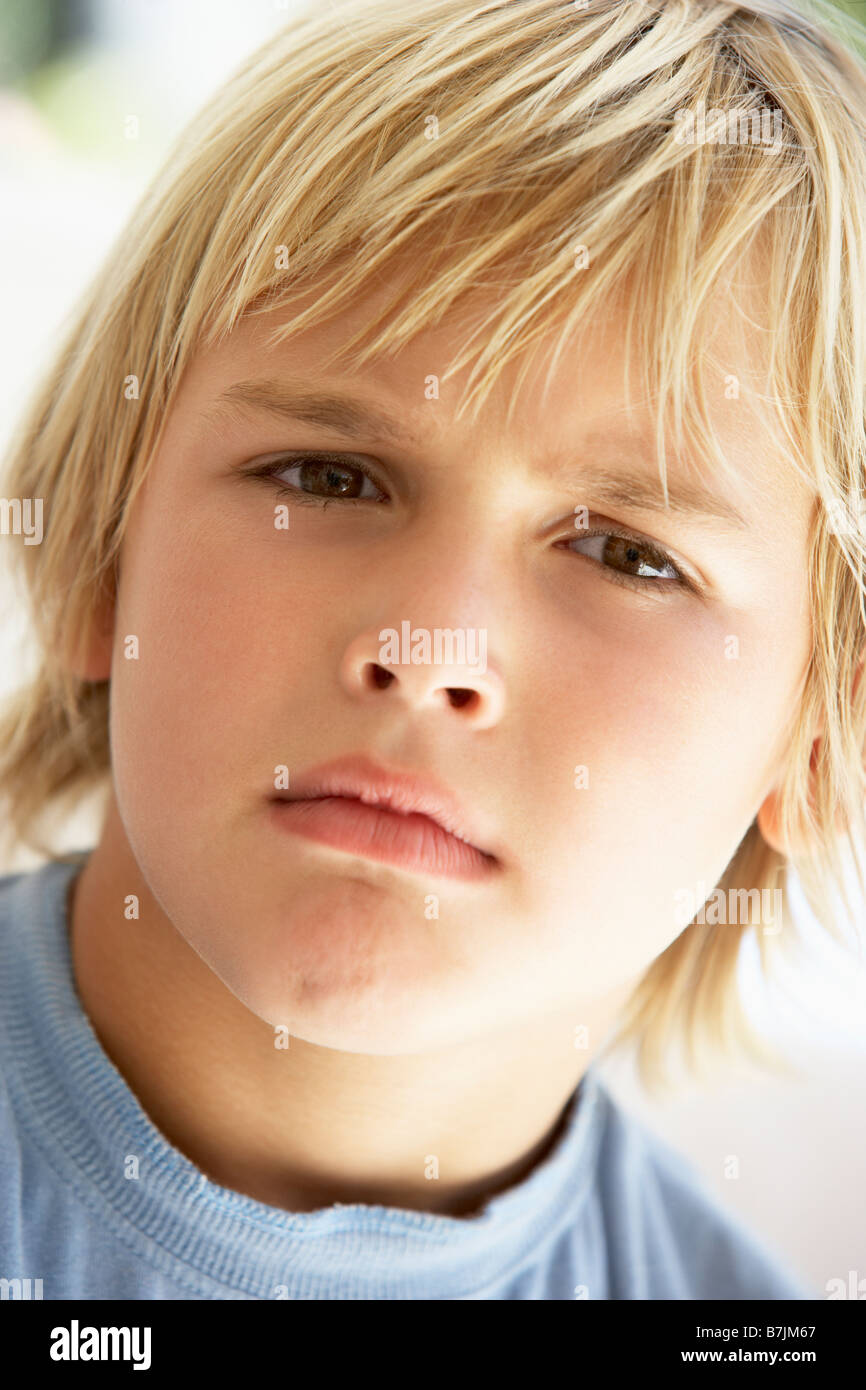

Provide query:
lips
left=268, top=752, right=500, bottom=878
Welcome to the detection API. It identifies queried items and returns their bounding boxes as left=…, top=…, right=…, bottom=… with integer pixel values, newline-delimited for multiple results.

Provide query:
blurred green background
left=0, top=0, right=864, bottom=159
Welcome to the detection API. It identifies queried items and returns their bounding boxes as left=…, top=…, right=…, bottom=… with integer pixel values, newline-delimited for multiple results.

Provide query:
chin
left=209, top=891, right=463, bottom=1054
left=245, top=975, right=463, bottom=1056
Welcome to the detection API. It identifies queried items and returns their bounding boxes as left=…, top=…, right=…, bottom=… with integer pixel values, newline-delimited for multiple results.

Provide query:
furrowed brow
left=204, top=380, right=751, bottom=529
left=557, top=462, right=750, bottom=531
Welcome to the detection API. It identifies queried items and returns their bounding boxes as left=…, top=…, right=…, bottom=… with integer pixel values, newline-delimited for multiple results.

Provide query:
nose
left=338, top=625, right=506, bottom=731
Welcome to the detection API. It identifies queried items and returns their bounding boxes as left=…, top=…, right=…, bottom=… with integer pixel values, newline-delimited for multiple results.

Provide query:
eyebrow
left=558, top=463, right=750, bottom=530
left=205, top=378, right=414, bottom=445
left=204, top=379, right=750, bottom=530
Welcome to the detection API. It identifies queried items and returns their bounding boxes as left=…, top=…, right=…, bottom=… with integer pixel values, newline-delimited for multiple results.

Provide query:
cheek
left=108, top=501, right=345, bottom=830
left=517, top=598, right=803, bottom=924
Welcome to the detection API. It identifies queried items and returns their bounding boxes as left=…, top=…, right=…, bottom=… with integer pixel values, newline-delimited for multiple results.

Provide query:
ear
left=756, top=735, right=822, bottom=855
left=757, top=653, right=865, bottom=854
left=64, top=582, right=116, bottom=683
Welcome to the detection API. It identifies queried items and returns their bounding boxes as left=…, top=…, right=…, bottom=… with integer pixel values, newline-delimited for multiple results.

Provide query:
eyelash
left=245, top=453, right=693, bottom=595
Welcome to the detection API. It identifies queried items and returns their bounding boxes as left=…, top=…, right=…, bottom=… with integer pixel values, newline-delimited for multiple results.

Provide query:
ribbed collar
left=0, top=854, right=605, bottom=1299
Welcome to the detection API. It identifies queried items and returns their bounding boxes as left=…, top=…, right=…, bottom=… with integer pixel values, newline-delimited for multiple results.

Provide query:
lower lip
left=268, top=797, right=497, bottom=880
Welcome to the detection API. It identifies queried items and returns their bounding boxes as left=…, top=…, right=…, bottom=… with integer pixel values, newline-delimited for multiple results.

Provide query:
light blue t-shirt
left=0, top=855, right=817, bottom=1300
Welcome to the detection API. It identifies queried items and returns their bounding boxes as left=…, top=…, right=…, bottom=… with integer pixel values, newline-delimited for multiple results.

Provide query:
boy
left=2, top=0, right=864, bottom=1299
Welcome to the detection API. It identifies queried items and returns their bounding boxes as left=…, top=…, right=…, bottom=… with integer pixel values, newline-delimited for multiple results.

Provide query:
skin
left=66, top=270, right=821, bottom=1216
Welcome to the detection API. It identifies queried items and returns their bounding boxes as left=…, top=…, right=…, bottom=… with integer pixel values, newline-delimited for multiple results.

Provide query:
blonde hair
left=2, top=0, right=866, bottom=1093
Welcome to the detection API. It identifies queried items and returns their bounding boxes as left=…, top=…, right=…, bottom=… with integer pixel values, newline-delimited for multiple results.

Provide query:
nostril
left=360, top=667, right=479, bottom=710
left=368, top=664, right=395, bottom=690
left=447, top=688, right=475, bottom=709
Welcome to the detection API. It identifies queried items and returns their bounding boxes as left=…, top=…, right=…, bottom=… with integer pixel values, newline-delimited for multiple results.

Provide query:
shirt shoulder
left=0, top=860, right=82, bottom=1255
left=587, top=1079, right=818, bottom=1300
left=0, top=872, right=28, bottom=1268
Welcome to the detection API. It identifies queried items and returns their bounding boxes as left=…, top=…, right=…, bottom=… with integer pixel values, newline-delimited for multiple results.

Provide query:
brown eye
left=252, top=453, right=386, bottom=502
left=296, top=459, right=367, bottom=497
left=565, top=529, right=686, bottom=589
left=596, top=534, right=676, bottom=578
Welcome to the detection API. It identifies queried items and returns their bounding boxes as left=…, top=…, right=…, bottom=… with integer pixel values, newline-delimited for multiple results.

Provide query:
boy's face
left=100, top=275, right=815, bottom=1053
